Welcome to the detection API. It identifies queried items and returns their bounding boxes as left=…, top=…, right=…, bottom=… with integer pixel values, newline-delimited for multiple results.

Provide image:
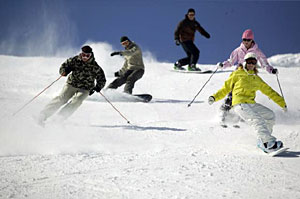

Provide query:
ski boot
left=257, top=140, right=283, bottom=153
left=188, top=64, right=201, bottom=71
left=174, top=62, right=185, bottom=70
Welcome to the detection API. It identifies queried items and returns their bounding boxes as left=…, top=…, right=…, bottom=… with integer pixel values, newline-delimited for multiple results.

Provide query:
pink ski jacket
left=222, top=43, right=274, bottom=73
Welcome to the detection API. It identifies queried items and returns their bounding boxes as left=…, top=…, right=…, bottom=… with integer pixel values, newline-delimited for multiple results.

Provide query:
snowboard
left=132, top=94, right=152, bottom=102
left=171, top=69, right=213, bottom=74
left=267, top=147, right=289, bottom=157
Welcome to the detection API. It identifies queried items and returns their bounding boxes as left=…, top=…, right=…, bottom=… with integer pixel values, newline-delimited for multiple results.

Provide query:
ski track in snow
left=1, top=50, right=300, bottom=199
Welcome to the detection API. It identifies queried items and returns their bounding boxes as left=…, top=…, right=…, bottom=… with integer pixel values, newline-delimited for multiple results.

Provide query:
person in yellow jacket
left=208, top=52, right=287, bottom=153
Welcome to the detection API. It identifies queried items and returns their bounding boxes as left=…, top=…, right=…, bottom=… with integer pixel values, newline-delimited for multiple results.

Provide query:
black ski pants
left=177, top=40, right=200, bottom=66
left=107, top=69, right=144, bottom=94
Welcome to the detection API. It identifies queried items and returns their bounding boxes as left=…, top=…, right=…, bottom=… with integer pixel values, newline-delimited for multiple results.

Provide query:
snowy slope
left=0, top=43, right=300, bottom=199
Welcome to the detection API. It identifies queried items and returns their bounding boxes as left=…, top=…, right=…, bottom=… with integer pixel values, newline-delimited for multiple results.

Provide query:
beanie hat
left=187, top=8, right=195, bottom=13
left=244, top=52, right=257, bottom=61
left=242, top=29, right=254, bottom=40
left=81, top=45, right=92, bottom=53
left=120, top=36, right=130, bottom=43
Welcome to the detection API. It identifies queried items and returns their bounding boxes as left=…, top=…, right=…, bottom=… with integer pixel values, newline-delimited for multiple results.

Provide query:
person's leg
left=107, top=76, right=127, bottom=89
left=39, top=84, right=76, bottom=122
left=176, top=41, right=192, bottom=67
left=219, top=92, right=232, bottom=122
left=124, top=69, right=144, bottom=94
left=58, top=89, right=89, bottom=119
left=233, top=103, right=276, bottom=143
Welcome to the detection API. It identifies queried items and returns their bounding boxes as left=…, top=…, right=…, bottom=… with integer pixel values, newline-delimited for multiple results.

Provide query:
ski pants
left=177, top=40, right=200, bottom=66
left=39, top=84, right=89, bottom=121
left=233, top=103, right=276, bottom=143
left=107, top=69, right=144, bottom=94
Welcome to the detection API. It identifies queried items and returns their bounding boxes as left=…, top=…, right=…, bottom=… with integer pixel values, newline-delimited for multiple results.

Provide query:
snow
left=0, top=43, right=300, bottom=199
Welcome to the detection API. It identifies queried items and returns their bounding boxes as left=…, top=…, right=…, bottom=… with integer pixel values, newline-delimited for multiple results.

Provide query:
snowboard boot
left=174, top=62, right=185, bottom=70
left=188, top=64, right=201, bottom=71
left=257, top=140, right=283, bottom=153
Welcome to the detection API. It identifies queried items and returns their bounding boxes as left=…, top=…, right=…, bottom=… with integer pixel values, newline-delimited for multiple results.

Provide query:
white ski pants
left=233, top=103, right=276, bottom=143
left=40, top=84, right=89, bottom=121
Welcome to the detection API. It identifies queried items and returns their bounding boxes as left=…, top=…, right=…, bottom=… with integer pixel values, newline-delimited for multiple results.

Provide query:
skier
left=217, top=29, right=278, bottom=122
left=208, top=52, right=287, bottom=153
left=107, top=36, right=145, bottom=94
left=37, top=45, right=106, bottom=126
left=174, top=8, right=210, bottom=71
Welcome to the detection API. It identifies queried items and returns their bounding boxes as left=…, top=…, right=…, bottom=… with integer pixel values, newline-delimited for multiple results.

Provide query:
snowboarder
left=174, top=8, right=210, bottom=71
left=37, top=45, right=106, bottom=126
left=217, top=29, right=278, bottom=123
left=107, top=36, right=145, bottom=94
left=208, top=52, right=287, bottom=153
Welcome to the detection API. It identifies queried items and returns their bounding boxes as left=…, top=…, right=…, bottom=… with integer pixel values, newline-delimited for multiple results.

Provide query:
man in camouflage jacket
left=174, top=8, right=210, bottom=71
left=107, top=36, right=144, bottom=94
left=38, top=45, right=106, bottom=125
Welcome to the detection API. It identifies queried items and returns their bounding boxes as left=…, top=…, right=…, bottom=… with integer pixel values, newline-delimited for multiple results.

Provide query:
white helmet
left=244, top=52, right=257, bottom=61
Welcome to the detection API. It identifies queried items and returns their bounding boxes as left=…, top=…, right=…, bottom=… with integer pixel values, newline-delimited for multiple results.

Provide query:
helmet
left=244, top=52, right=257, bottom=61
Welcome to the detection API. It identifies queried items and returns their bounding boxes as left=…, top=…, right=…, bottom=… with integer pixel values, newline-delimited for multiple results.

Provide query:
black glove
left=217, top=62, right=223, bottom=69
left=205, top=32, right=211, bottom=39
left=110, top=51, right=121, bottom=56
left=175, top=40, right=180, bottom=46
left=89, top=86, right=101, bottom=96
left=62, top=67, right=72, bottom=76
left=114, top=71, right=120, bottom=77
left=271, top=68, right=278, bottom=75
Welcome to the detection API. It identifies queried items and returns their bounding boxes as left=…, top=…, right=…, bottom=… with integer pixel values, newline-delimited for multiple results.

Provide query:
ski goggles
left=246, top=59, right=257, bottom=65
left=242, top=38, right=252, bottom=42
left=81, top=52, right=91, bottom=58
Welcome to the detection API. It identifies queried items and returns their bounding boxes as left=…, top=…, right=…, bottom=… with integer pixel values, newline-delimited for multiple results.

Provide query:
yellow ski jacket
left=212, top=68, right=286, bottom=108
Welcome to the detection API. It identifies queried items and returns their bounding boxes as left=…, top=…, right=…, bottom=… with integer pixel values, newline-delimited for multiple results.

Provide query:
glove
left=208, top=96, right=215, bottom=105
left=205, top=33, right=210, bottom=39
left=271, top=68, right=278, bottom=75
left=217, top=62, right=223, bottom=69
left=282, top=106, right=288, bottom=112
left=175, top=40, right=180, bottom=46
left=62, top=67, right=72, bottom=76
left=110, top=51, right=121, bottom=56
left=89, top=85, right=102, bottom=96
left=114, top=71, right=120, bottom=77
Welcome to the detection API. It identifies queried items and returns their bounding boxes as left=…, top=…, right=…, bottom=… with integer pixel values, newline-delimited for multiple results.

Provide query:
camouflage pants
left=107, top=69, right=144, bottom=94
left=39, top=84, right=89, bottom=121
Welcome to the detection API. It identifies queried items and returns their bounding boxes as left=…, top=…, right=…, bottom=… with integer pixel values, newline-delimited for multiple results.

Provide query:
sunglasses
left=121, top=40, right=129, bottom=45
left=243, top=39, right=252, bottom=42
left=246, top=59, right=257, bottom=65
left=81, top=52, right=91, bottom=58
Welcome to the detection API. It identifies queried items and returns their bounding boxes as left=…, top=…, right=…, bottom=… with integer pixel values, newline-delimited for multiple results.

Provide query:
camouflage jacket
left=119, top=42, right=145, bottom=76
left=59, top=55, right=106, bottom=90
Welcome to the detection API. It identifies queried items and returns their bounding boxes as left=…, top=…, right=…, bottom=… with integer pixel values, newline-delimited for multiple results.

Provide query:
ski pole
left=99, top=92, right=131, bottom=124
left=188, top=67, right=219, bottom=107
left=276, top=73, right=285, bottom=99
left=12, top=75, right=63, bottom=116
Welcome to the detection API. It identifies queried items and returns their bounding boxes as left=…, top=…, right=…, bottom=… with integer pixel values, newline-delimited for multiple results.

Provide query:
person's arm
left=222, top=48, right=239, bottom=69
left=195, top=21, right=210, bottom=38
left=59, top=57, right=76, bottom=76
left=212, top=73, right=236, bottom=102
left=259, top=78, right=286, bottom=108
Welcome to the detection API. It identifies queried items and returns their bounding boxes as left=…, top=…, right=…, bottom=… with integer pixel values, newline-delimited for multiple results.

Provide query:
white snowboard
left=267, top=147, right=289, bottom=157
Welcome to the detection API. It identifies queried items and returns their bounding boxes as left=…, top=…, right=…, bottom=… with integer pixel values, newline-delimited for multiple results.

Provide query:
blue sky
left=0, top=0, right=299, bottom=64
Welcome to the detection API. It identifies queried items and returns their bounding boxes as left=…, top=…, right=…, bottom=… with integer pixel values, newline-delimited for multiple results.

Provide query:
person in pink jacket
left=217, top=29, right=278, bottom=124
